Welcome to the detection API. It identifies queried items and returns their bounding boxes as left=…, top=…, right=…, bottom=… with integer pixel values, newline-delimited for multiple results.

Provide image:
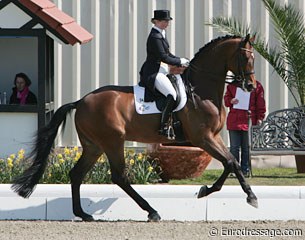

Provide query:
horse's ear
left=245, top=33, right=256, bottom=45
left=245, top=33, right=250, bottom=42
left=249, top=34, right=256, bottom=44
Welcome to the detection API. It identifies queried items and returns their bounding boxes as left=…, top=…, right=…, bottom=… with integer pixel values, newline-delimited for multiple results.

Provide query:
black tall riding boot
left=159, top=95, right=175, bottom=137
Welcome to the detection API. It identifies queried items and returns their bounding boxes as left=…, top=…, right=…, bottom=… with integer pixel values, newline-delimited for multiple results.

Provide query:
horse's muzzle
left=243, top=80, right=256, bottom=92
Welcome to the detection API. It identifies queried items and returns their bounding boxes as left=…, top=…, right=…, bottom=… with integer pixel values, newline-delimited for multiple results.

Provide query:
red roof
left=18, top=0, right=93, bottom=45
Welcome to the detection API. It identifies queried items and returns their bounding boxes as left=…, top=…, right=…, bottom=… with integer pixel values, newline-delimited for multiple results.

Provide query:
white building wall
left=52, top=0, right=304, bottom=147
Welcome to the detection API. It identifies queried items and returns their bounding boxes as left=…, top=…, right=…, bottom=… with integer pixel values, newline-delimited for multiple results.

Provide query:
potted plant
left=208, top=0, right=305, bottom=172
left=147, top=143, right=212, bottom=182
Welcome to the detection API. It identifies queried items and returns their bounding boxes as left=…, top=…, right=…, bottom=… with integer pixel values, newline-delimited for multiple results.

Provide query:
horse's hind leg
left=69, top=145, right=101, bottom=221
left=105, top=141, right=161, bottom=222
left=196, top=135, right=258, bottom=208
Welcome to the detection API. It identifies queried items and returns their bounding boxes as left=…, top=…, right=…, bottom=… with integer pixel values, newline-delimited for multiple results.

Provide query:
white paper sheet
left=233, top=88, right=251, bottom=110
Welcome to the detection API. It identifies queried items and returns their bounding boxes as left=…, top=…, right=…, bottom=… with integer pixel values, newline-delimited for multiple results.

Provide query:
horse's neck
left=196, top=81, right=225, bottom=110
left=189, top=61, right=227, bottom=110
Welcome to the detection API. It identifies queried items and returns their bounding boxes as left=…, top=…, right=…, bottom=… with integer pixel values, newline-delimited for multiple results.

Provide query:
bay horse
left=12, top=34, right=258, bottom=221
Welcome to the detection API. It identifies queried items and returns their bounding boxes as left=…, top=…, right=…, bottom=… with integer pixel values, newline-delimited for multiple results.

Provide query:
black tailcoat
left=139, top=28, right=181, bottom=101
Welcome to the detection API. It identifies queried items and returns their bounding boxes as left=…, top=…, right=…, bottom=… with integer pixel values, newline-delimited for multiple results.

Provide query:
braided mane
left=193, top=35, right=241, bottom=60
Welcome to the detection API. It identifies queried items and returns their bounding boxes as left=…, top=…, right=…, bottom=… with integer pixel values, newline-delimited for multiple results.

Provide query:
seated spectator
left=9, top=72, right=37, bottom=105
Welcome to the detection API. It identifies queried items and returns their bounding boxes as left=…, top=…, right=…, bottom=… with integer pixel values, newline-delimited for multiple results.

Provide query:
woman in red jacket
left=224, top=80, right=266, bottom=176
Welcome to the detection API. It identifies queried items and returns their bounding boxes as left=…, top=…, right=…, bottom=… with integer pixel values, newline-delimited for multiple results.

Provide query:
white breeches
left=155, top=73, right=181, bottom=101
left=155, top=62, right=183, bottom=101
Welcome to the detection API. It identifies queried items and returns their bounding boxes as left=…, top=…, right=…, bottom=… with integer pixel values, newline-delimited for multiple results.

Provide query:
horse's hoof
left=247, top=197, right=258, bottom=208
left=148, top=212, right=161, bottom=222
left=81, top=214, right=95, bottom=222
left=197, top=185, right=208, bottom=198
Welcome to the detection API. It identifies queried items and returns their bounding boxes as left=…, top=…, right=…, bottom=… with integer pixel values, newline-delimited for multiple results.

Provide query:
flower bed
left=0, top=147, right=161, bottom=184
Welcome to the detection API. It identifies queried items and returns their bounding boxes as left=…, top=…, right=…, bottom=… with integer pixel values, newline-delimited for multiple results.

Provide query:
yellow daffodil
left=7, top=158, right=13, bottom=168
left=129, top=159, right=135, bottom=165
left=57, top=153, right=63, bottom=159
left=18, top=149, right=25, bottom=160
left=97, top=155, right=106, bottom=163
left=18, top=149, right=25, bottom=155
left=137, top=153, right=143, bottom=161
left=74, top=152, right=81, bottom=162
left=9, top=154, right=15, bottom=159
left=59, top=158, right=65, bottom=164
left=147, top=166, right=154, bottom=172
left=73, top=146, right=79, bottom=152
left=64, top=147, right=71, bottom=155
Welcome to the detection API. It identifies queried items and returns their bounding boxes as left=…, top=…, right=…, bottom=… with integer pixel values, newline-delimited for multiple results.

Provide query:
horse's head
left=228, top=34, right=256, bottom=92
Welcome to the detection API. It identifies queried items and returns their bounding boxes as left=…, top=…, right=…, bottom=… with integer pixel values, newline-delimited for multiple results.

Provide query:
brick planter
left=147, top=143, right=212, bottom=182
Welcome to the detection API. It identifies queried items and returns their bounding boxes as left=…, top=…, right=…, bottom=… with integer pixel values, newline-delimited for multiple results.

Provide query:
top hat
left=151, top=10, right=173, bottom=21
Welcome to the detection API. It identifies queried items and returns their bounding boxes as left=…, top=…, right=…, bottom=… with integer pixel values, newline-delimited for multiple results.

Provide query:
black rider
left=139, top=10, right=189, bottom=138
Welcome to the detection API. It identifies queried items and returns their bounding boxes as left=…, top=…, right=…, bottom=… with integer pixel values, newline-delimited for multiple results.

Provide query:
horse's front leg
left=194, top=135, right=258, bottom=208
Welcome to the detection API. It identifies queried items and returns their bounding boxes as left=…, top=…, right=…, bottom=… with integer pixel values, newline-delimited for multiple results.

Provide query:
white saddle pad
left=134, top=77, right=187, bottom=114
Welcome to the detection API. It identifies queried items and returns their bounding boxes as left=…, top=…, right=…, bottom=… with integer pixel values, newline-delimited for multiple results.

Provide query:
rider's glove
left=180, top=58, right=190, bottom=67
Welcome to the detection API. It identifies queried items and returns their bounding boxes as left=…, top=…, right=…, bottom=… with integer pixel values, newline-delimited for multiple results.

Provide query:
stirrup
left=158, top=126, right=175, bottom=140
left=167, top=125, right=175, bottom=140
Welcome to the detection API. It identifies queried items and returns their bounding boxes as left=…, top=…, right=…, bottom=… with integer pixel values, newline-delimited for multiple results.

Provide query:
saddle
left=134, top=74, right=188, bottom=142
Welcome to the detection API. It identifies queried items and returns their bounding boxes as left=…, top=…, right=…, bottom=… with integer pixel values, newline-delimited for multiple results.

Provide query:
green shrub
left=0, top=147, right=161, bottom=184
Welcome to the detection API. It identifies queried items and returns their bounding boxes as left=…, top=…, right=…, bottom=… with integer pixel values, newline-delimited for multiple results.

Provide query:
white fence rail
left=2, top=184, right=305, bottom=221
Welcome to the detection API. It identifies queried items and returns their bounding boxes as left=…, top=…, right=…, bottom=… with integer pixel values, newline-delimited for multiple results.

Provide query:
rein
left=181, top=67, right=198, bottom=109
left=188, top=46, right=255, bottom=84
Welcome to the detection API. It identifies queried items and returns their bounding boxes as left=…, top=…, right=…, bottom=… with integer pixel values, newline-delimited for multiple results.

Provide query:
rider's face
left=155, top=20, right=170, bottom=30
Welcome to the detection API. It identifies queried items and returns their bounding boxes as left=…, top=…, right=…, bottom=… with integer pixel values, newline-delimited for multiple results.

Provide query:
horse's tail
left=11, top=101, right=79, bottom=198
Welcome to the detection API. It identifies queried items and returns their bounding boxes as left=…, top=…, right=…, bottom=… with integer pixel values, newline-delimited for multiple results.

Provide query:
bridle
left=226, top=39, right=255, bottom=91
left=188, top=38, right=255, bottom=87
left=182, top=36, right=256, bottom=107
